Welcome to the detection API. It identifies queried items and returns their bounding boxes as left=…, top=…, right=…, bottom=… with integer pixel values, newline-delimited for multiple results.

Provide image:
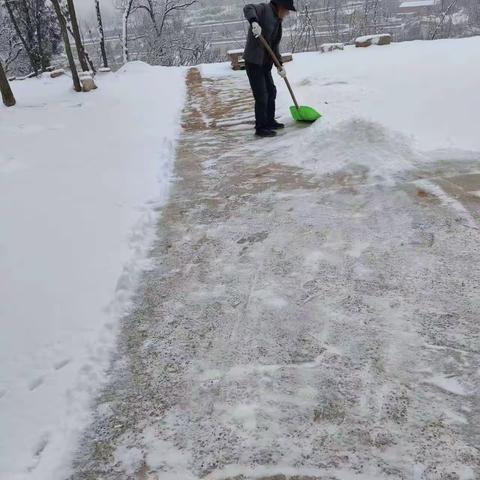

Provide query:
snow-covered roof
left=399, top=0, right=437, bottom=8
left=227, top=49, right=244, bottom=55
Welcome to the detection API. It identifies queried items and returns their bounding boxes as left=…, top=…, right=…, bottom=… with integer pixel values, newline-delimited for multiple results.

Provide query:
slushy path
left=71, top=67, right=480, bottom=480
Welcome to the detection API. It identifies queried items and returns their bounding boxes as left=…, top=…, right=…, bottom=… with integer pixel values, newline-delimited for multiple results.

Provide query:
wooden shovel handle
left=257, top=34, right=300, bottom=110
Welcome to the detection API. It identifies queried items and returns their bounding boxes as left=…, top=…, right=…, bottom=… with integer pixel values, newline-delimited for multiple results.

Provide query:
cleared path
left=72, top=68, right=480, bottom=480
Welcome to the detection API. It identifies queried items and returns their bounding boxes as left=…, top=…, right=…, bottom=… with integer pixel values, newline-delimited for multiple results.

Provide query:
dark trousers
left=245, top=62, right=277, bottom=130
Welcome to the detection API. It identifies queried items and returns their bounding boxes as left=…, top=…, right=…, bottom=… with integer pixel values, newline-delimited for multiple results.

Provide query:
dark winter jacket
left=243, top=2, right=283, bottom=66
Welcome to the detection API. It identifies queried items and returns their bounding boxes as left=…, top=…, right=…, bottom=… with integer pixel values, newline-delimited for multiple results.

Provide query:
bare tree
left=287, top=1, right=319, bottom=52
left=0, top=10, right=23, bottom=73
left=431, top=0, right=460, bottom=39
left=50, top=0, right=81, bottom=91
left=118, top=0, right=197, bottom=64
left=95, top=0, right=108, bottom=67
left=65, top=0, right=89, bottom=70
left=466, top=0, right=480, bottom=28
left=371, top=0, right=380, bottom=34
left=157, top=0, right=197, bottom=38
left=325, top=0, right=341, bottom=43
left=4, top=0, right=39, bottom=74
left=2, top=0, right=60, bottom=75
left=0, top=57, right=15, bottom=106
left=117, top=0, right=134, bottom=63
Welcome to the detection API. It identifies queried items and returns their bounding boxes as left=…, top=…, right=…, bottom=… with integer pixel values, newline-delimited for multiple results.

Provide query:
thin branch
left=431, top=0, right=459, bottom=39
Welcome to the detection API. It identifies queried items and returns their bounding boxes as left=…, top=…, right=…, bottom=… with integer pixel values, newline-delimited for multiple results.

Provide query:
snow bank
left=263, top=37, right=480, bottom=179
left=0, top=64, right=185, bottom=479
left=199, top=61, right=234, bottom=78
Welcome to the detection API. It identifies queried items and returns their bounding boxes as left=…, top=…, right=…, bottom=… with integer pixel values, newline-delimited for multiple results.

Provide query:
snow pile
left=0, top=63, right=185, bottom=479
left=268, top=37, right=480, bottom=180
left=201, top=38, right=480, bottom=187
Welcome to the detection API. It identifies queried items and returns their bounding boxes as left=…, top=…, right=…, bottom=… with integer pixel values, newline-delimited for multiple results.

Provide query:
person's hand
left=277, top=67, right=287, bottom=79
left=251, top=21, right=262, bottom=38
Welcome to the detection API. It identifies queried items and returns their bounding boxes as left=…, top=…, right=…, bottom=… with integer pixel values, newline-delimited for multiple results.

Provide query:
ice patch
left=198, top=355, right=325, bottom=383
left=425, top=374, right=468, bottom=396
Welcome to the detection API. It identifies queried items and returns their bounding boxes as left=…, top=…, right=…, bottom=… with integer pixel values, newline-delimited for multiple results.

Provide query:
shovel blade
left=290, top=105, right=321, bottom=122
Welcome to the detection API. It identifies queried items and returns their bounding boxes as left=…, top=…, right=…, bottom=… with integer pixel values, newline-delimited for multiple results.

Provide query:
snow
left=425, top=374, right=469, bottom=396
left=260, top=37, right=480, bottom=178
left=399, top=0, right=438, bottom=8
left=320, top=42, right=344, bottom=50
left=204, top=37, right=480, bottom=163
left=355, top=33, right=391, bottom=43
left=78, top=70, right=94, bottom=77
left=49, top=68, right=65, bottom=76
left=452, top=10, right=469, bottom=25
left=66, top=37, right=480, bottom=479
left=0, top=62, right=185, bottom=479
left=227, top=48, right=245, bottom=55
left=199, top=61, right=233, bottom=77
left=3, top=36, right=480, bottom=480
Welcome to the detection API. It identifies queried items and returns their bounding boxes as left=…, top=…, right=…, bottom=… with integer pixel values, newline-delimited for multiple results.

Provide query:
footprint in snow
left=322, top=80, right=349, bottom=86
left=54, top=358, right=71, bottom=370
left=62, top=102, right=83, bottom=108
left=27, top=433, right=50, bottom=473
left=29, top=376, right=44, bottom=391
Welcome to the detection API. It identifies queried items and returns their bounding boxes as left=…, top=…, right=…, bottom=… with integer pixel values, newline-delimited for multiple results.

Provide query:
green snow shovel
left=258, top=34, right=321, bottom=123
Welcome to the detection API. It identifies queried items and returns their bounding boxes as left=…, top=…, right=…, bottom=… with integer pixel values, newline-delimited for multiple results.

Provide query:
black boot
left=269, top=120, right=285, bottom=130
left=255, top=128, right=277, bottom=137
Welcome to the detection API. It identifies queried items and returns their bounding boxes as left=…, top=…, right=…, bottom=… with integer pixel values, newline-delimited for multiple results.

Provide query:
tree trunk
left=4, top=0, right=39, bottom=75
left=66, top=0, right=89, bottom=71
left=0, top=59, right=16, bottom=107
left=35, top=0, right=48, bottom=70
left=95, top=0, right=109, bottom=67
left=50, top=0, right=82, bottom=91
left=20, top=0, right=36, bottom=53
left=431, top=0, right=459, bottom=39
left=122, top=5, right=129, bottom=63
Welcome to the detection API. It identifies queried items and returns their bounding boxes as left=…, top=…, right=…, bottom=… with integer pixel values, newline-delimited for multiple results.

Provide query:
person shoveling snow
left=243, top=0, right=295, bottom=137
left=243, top=0, right=321, bottom=138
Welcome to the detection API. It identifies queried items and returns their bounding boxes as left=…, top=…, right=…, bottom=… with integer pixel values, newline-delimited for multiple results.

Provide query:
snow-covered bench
left=355, top=34, right=392, bottom=47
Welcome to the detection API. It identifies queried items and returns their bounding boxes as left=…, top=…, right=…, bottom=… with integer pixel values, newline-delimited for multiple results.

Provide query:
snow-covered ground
left=203, top=36, right=480, bottom=179
left=2, top=36, right=480, bottom=480
left=0, top=63, right=185, bottom=479
left=71, top=38, right=480, bottom=480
